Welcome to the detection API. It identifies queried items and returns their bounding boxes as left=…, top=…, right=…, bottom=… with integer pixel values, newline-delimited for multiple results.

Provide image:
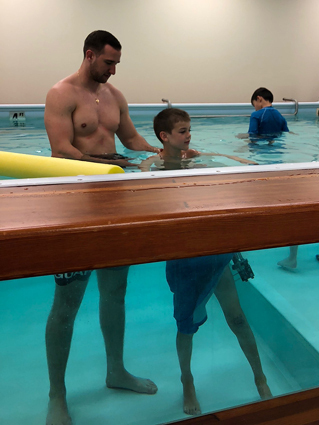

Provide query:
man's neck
left=77, top=65, right=101, bottom=93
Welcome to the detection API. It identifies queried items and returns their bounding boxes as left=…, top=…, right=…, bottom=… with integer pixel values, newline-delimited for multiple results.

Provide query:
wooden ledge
left=1, top=169, right=319, bottom=280
left=173, top=387, right=319, bottom=425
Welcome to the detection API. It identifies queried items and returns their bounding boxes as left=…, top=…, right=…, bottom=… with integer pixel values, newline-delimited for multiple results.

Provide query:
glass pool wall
left=1, top=103, right=319, bottom=424
left=1, top=244, right=319, bottom=425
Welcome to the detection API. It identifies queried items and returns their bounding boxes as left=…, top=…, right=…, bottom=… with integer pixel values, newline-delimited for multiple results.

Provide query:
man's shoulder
left=105, top=83, right=125, bottom=100
left=46, top=75, right=78, bottom=112
left=51, top=74, right=77, bottom=93
left=104, top=83, right=128, bottom=112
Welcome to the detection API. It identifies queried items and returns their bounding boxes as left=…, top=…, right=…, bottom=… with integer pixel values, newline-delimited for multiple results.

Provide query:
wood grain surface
left=1, top=169, right=319, bottom=280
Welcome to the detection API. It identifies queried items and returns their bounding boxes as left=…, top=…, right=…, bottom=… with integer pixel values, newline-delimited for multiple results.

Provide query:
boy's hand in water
left=236, top=133, right=250, bottom=139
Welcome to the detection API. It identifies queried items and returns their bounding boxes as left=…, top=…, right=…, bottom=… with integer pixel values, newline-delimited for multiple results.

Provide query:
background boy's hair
left=251, top=87, right=273, bottom=105
left=153, top=108, right=190, bottom=143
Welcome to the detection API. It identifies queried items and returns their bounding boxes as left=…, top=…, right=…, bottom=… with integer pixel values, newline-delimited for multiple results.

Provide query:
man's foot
left=255, top=376, right=272, bottom=400
left=277, top=257, right=297, bottom=270
left=46, top=397, right=72, bottom=425
left=181, top=376, right=201, bottom=416
left=106, top=370, right=158, bottom=394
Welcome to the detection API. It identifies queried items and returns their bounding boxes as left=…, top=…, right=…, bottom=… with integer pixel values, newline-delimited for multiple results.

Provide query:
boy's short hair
left=251, top=87, right=273, bottom=105
left=153, top=108, right=190, bottom=143
left=83, top=30, right=121, bottom=58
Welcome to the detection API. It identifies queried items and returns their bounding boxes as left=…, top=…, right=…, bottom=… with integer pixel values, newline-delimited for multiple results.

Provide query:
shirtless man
left=44, top=30, right=158, bottom=425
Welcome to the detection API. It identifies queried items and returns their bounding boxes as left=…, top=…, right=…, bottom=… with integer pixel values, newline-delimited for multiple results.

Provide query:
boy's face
left=161, top=121, right=191, bottom=150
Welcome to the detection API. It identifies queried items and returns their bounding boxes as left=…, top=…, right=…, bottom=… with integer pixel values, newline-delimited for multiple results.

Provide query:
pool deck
left=1, top=168, right=319, bottom=280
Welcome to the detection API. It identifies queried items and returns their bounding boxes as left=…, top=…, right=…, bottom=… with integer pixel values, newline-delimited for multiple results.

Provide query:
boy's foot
left=46, top=397, right=72, bottom=425
left=106, top=370, right=157, bottom=394
left=181, top=377, right=201, bottom=415
left=277, top=257, right=297, bottom=270
left=316, top=255, right=319, bottom=262
left=255, top=376, right=272, bottom=400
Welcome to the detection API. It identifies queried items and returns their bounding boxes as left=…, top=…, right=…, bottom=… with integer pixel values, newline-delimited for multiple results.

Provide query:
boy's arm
left=200, top=152, right=258, bottom=165
left=185, top=149, right=200, bottom=158
left=236, top=113, right=258, bottom=140
left=248, top=113, right=259, bottom=135
left=138, top=155, right=158, bottom=172
left=282, top=118, right=289, bottom=132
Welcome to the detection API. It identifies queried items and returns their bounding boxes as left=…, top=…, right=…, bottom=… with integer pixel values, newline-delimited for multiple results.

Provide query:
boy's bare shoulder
left=184, top=149, right=200, bottom=158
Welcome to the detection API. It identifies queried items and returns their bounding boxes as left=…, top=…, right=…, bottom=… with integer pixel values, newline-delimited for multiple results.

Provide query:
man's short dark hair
left=153, top=108, right=190, bottom=143
left=83, top=30, right=121, bottom=57
left=251, top=87, right=273, bottom=105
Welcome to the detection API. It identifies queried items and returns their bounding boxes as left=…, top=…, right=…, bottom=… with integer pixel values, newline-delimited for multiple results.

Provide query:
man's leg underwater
left=46, top=277, right=89, bottom=425
left=214, top=265, right=272, bottom=399
left=97, top=266, right=157, bottom=394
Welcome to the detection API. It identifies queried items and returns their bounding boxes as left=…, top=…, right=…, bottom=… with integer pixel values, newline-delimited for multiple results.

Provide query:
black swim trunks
left=90, top=153, right=128, bottom=160
left=54, top=270, right=92, bottom=286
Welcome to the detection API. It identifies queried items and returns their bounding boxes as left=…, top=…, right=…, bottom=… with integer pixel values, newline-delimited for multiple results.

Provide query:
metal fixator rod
left=162, top=98, right=172, bottom=108
left=283, top=98, right=298, bottom=115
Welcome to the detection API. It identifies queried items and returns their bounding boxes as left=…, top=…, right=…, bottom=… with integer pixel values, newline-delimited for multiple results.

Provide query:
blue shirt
left=248, top=106, right=289, bottom=136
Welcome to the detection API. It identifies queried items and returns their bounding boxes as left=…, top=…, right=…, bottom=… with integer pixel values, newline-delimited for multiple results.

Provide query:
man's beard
left=90, top=67, right=109, bottom=84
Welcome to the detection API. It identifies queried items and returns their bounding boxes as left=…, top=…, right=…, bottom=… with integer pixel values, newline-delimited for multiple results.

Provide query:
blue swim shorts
left=166, top=253, right=233, bottom=334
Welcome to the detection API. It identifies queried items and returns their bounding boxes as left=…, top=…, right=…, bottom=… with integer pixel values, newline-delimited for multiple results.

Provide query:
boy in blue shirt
left=237, top=87, right=289, bottom=142
left=249, top=87, right=289, bottom=139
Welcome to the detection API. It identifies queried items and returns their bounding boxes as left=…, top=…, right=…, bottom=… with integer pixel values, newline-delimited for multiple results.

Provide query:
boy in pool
left=145, top=108, right=271, bottom=415
left=236, top=88, right=297, bottom=269
left=139, top=108, right=257, bottom=171
left=237, top=87, right=289, bottom=142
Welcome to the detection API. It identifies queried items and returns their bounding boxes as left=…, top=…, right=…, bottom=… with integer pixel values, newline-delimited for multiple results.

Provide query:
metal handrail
left=161, top=98, right=299, bottom=117
left=283, top=98, right=298, bottom=115
left=161, top=99, right=250, bottom=117
left=161, top=98, right=172, bottom=108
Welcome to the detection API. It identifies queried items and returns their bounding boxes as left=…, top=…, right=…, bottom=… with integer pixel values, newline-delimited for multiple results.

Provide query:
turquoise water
left=1, top=113, right=319, bottom=173
left=1, top=244, right=319, bottom=425
left=1, top=114, right=319, bottom=424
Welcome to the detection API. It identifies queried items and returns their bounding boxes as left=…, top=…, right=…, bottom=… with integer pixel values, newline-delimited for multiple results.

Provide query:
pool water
left=1, top=113, right=319, bottom=174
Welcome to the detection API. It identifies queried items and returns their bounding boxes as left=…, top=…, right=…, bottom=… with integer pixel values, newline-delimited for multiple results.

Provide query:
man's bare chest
left=73, top=92, right=121, bottom=137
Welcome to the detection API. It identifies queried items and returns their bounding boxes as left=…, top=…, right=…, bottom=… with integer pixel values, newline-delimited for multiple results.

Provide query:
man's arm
left=44, top=86, right=83, bottom=160
left=116, top=93, right=159, bottom=153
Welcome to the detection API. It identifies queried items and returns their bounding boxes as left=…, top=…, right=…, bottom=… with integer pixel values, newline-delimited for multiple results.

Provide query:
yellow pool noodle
left=0, top=151, right=124, bottom=178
